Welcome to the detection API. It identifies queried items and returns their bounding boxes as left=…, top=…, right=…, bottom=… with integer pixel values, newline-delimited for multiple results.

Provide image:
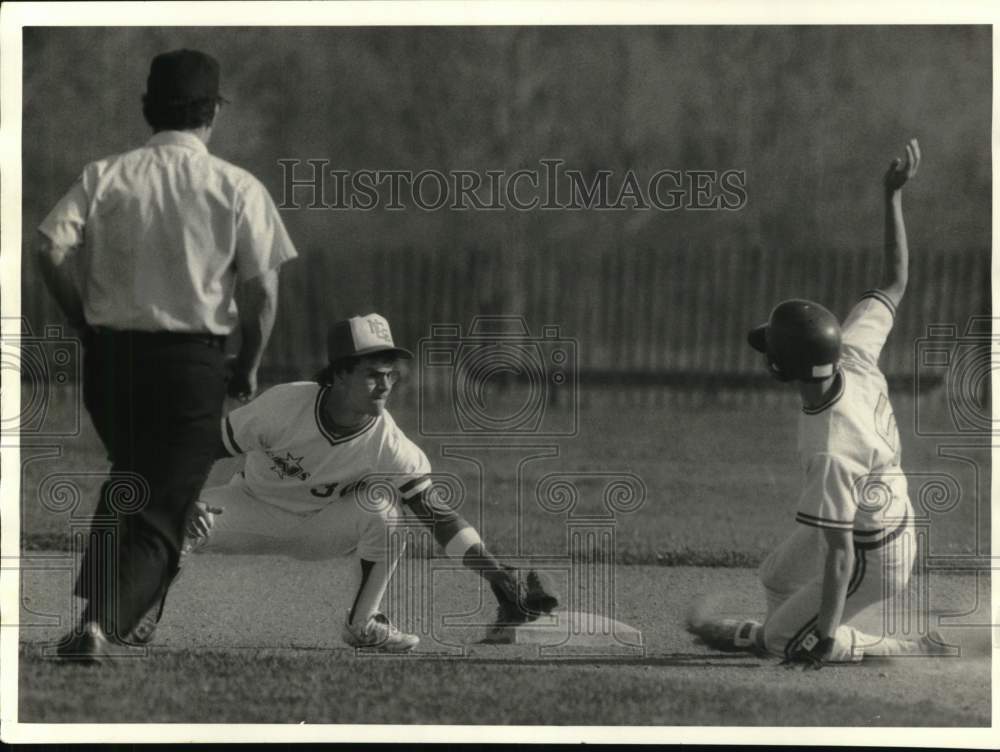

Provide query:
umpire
left=36, top=49, right=298, bottom=660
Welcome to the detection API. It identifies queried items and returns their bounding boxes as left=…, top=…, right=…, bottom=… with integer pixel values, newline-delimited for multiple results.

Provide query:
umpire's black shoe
left=54, top=621, right=117, bottom=664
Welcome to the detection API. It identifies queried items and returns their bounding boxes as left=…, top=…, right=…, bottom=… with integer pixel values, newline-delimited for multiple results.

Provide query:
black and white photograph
left=0, top=1, right=995, bottom=744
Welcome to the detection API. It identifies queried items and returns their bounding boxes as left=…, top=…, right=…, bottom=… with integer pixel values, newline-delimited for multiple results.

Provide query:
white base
left=482, top=610, right=643, bottom=655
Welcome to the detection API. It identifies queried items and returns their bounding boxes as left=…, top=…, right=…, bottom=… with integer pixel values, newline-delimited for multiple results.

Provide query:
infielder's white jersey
left=795, top=290, right=911, bottom=546
left=220, top=382, right=432, bottom=513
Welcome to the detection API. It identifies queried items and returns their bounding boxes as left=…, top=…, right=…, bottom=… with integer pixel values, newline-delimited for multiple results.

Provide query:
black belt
left=853, top=513, right=910, bottom=550
left=89, top=327, right=226, bottom=350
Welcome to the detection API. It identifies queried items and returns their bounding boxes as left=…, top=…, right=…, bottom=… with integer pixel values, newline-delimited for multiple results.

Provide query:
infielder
left=689, top=139, right=948, bottom=665
left=175, top=313, right=557, bottom=651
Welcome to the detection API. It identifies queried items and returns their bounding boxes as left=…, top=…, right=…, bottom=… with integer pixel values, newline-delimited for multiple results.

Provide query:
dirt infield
left=17, top=553, right=990, bottom=726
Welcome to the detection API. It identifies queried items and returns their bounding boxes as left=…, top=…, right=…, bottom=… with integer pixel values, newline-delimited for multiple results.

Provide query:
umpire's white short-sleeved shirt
left=221, top=382, right=433, bottom=514
left=38, top=130, right=297, bottom=334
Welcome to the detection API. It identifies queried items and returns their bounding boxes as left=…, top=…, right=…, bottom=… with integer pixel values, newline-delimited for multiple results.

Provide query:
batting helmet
left=747, top=299, right=842, bottom=382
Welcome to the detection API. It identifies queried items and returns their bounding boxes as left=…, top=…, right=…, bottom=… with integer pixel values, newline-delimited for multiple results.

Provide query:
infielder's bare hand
left=883, top=138, right=920, bottom=192
left=186, top=501, right=223, bottom=539
left=225, top=356, right=258, bottom=403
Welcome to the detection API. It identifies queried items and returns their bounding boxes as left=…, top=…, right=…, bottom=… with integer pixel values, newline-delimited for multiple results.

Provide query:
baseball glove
left=489, top=564, right=559, bottom=625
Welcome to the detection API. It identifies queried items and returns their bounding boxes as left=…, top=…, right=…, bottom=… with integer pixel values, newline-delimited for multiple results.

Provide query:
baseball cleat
left=122, top=566, right=186, bottom=646
left=341, top=612, right=419, bottom=653
left=490, top=565, right=559, bottom=625
left=685, top=594, right=736, bottom=650
left=918, top=629, right=955, bottom=657
left=685, top=594, right=763, bottom=653
left=54, top=621, right=118, bottom=664
left=687, top=616, right=745, bottom=652
left=125, top=608, right=159, bottom=646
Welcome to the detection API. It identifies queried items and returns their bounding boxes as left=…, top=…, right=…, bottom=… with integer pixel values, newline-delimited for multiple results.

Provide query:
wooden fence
left=19, top=244, right=990, bottom=397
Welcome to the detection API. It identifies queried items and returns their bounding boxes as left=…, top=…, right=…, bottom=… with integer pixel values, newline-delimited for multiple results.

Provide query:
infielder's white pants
left=192, top=476, right=403, bottom=562
left=758, top=520, right=916, bottom=662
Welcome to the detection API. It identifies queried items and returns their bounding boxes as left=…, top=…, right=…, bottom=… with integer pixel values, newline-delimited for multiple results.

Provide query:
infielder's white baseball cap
left=326, top=313, right=413, bottom=362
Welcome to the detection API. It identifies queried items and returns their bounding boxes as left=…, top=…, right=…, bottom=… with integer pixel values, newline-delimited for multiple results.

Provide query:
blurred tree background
left=21, top=26, right=991, bottom=383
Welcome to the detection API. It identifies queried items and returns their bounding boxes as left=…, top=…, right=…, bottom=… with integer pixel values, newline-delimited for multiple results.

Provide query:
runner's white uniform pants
left=758, top=517, right=915, bottom=662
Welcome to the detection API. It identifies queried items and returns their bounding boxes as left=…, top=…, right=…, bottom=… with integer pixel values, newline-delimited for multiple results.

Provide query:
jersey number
left=310, top=482, right=339, bottom=498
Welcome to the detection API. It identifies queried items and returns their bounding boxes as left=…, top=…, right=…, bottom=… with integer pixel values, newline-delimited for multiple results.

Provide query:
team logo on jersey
left=267, top=451, right=311, bottom=482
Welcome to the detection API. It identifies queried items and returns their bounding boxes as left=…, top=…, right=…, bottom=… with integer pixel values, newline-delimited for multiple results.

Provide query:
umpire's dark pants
left=76, top=329, right=226, bottom=640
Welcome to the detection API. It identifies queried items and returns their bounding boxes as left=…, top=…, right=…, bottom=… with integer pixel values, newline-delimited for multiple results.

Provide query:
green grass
left=18, top=644, right=986, bottom=726
left=19, top=385, right=988, bottom=565
left=17, top=562, right=991, bottom=727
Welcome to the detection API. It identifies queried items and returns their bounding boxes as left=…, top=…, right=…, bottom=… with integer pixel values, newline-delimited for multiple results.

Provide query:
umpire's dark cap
left=146, top=49, right=228, bottom=104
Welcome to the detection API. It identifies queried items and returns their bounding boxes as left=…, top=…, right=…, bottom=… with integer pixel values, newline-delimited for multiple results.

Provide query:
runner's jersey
left=795, top=290, right=912, bottom=546
left=221, top=382, right=432, bottom=513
